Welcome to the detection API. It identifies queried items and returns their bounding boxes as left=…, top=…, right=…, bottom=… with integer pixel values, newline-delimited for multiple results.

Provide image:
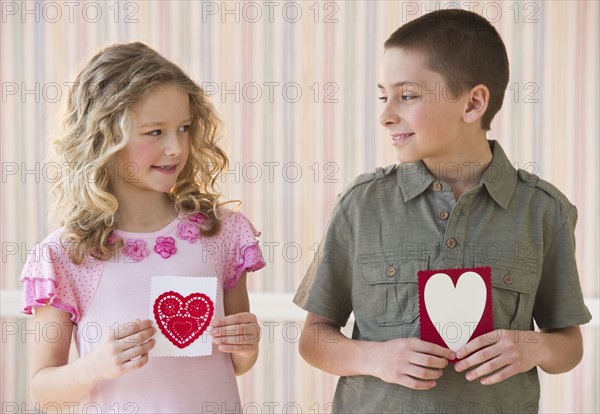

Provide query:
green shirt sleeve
left=293, top=196, right=354, bottom=327
left=533, top=205, right=591, bottom=329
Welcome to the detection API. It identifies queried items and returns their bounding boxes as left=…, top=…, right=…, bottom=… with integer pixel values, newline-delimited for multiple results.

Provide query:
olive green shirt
left=294, top=140, right=591, bottom=413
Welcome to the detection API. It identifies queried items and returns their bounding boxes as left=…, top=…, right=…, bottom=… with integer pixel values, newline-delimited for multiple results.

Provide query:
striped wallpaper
left=1, top=1, right=598, bottom=412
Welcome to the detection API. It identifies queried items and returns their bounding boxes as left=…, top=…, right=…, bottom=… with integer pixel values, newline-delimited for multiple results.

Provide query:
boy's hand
left=83, top=319, right=156, bottom=382
left=210, top=312, right=261, bottom=357
left=371, top=338, right=455, bottom=390
left=454, top=329, right=540, bottom=384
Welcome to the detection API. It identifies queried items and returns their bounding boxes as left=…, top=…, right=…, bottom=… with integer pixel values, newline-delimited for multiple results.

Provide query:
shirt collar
left=481, top=140, right=518, bottom=209
left=396, top=140, right=517, bottom=209
left=396, top=160, right=435, bottom=202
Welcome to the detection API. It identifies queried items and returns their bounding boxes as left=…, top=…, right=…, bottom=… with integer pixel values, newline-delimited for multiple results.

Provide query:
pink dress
left=21, top=209, right=266, bottom=413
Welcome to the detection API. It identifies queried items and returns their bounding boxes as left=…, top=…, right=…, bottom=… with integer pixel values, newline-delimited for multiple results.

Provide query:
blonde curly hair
left=51, top=42, right=230, bottom=264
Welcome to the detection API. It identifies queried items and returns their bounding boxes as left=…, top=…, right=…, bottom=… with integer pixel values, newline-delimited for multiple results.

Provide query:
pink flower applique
left=123, top=239, right=150, bottom=262
left=177, top=220, right=201, bottom=243
left=187, top=213, right=206, bottom=224
left=107, top=233, right=119, bottom=245
left=154, top=236, right=177, bottom=259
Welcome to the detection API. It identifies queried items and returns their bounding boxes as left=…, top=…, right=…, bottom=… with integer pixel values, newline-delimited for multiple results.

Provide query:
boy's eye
left=178, top=125, right=190, bottom=133
left=378, top=95, right=417, bottom=103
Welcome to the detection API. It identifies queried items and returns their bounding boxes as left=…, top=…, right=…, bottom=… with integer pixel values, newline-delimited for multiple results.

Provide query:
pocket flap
left=485, top=261, right=537, bottom=294
left=361, top=252, right=421, bottom=284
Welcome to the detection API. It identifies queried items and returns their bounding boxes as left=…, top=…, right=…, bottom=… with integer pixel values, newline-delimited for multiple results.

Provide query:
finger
left=477, top=365, right=516, bottom=385
left=119, top=338, right=156, bottom=363
left=213, top=332, right=260, bottom=346
left=121, top=353, right=150, bottom=372
left=455, top=339, right=502, bottom=372
left=412, top=340, right=456, bottom=360
left=212, top=312, right=257, bottom=327
left=211, top=323, right=260, bottom=339
left=456, top=330, right=503, bottom=359
left=404, top=364, right=444, bottom=380
left=211, top=323, right=246, bottom=337
left=120, top=326, right=157, bottom=348
left=113, top=319, right=154, bottom=340
left=217, top=343, right=257, bottom=354
left=400, top=375, right=437, bottom=390
left=212, top=322, right=260, bottom=343
left=463, top=354, right=507, bottom=382
left=409, top=353, right=450, bottom=370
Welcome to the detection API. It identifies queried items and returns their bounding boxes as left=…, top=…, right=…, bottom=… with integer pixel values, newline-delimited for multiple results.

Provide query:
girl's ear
left=463, top=84, right=489, bottom=125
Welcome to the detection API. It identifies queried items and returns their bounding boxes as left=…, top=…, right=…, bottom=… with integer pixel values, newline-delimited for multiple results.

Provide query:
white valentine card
left=149, top=276, right=217, bottom=357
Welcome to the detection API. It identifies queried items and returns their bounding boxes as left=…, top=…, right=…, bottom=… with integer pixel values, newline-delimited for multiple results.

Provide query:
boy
left=294, top=9, right=591, bottom=413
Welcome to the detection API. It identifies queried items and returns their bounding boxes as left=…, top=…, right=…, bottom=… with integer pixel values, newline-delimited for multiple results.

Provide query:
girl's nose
left=164, top=132, right=183, bottom=157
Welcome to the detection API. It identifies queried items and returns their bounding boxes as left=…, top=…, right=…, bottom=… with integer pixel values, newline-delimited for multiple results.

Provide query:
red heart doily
left=153, top=291, right=214, bottom=349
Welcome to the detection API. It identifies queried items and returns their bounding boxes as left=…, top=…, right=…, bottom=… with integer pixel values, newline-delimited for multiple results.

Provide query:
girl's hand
left=454, top=329, right=540, bottom=385
left=371, top=338, right=455, bottom=390
left=210, top=312, right=261, bottom=357
left=83, top=319, right=156, bottom=382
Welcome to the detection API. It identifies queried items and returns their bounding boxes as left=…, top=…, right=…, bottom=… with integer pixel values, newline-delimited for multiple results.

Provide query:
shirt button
left=446, top=238, right=457, bottom=248
left=432, top=181, right=443, bottom=191
left=386, top=266, right=396, bottom=277
left=503, top=274, right=513, bottom=285
left=438, top=210, right=449, bottom=220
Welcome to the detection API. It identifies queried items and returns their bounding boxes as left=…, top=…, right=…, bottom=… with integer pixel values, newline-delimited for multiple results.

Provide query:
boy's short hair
left=384, top=9, right=509, bottom=130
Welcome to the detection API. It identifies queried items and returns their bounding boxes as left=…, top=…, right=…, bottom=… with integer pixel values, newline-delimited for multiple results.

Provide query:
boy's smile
left=391, top=132, right=415, bottom=146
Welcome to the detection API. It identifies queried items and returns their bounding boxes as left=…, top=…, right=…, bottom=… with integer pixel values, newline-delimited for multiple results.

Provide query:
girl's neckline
left=112, top=216, right=180, bottom=239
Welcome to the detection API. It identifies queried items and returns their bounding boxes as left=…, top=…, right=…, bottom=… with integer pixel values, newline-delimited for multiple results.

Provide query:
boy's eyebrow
left=377, top=81, right=418, bottom=89
left=138, top=118, right=192, bottom=128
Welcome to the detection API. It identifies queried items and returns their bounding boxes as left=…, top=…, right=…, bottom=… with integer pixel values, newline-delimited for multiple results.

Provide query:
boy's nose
left=379, top=104, right=401, bottom=127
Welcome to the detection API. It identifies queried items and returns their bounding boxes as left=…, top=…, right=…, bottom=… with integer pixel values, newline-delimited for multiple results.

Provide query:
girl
left=20, top=42, right=265, bottom=413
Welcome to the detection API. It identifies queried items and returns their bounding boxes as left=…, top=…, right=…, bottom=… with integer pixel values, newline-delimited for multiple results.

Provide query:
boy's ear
left=463, top=84, right=489, bottom=125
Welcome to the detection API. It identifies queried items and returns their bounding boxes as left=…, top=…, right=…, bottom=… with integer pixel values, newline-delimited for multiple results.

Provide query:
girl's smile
left=151, top=164, right=178, bottom=174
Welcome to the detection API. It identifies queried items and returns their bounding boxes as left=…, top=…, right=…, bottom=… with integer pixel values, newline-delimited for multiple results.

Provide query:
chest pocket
left=361, top=253, right=425, bottom=327
left=479, top=260, right=538, bottom=330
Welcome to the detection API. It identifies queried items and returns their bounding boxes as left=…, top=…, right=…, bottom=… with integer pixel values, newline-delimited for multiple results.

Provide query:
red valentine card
left=149, top=276, right=217, bottom=357
left=418, top=267, right=493, bottom=360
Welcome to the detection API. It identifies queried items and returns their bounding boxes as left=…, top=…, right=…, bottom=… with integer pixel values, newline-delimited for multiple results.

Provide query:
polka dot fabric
left=218, top=210, right=266, bottom=292
left=20, top=230, right=105, bottom=323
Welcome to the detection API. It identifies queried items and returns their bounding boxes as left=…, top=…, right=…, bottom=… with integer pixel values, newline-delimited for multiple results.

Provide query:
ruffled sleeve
left=222, top=211, right=266, bottom=292
left=20, top=230, right=103, bottom=323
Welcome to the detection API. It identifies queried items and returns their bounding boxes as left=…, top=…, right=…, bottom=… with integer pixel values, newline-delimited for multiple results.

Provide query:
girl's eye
left=146, top=129, right=162, bottom=136
left=178, top=125, right=190, bottom=133
left=378, top=96, right=388, bottom=103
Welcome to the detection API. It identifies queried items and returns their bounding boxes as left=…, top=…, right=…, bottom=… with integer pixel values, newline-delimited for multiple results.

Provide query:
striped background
left=1, top=1, right=598, bottom=412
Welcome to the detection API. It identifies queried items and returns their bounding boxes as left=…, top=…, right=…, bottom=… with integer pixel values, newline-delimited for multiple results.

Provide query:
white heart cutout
left=424, top=271, right=486, bottom=352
